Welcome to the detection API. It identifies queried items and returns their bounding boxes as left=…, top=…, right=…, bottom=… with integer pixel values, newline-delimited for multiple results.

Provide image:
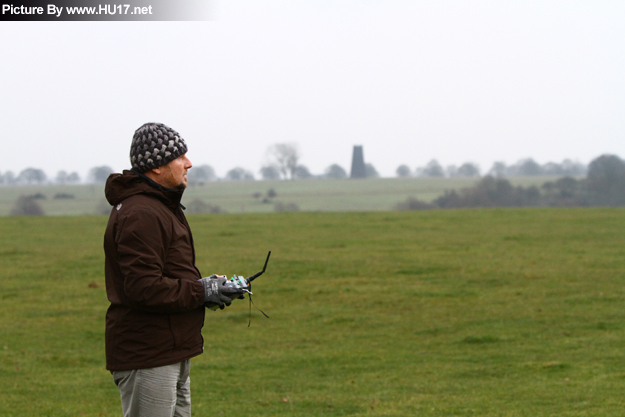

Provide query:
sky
left=1, top=0, right=624, bottom=179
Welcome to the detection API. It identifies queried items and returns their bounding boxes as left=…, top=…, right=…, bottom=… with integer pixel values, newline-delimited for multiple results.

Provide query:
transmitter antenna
left=246, top=251, right=271, bottom=284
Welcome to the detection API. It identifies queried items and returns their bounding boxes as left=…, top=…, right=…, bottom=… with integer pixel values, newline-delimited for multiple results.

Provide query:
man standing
left=104, top=122, right=241, bottom=417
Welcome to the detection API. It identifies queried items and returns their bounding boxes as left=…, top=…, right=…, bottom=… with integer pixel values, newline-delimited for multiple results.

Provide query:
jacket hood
left=105, top=170, right=184, bottom=209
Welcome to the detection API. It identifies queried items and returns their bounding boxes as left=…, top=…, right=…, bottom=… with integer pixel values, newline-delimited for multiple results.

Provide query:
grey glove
left=199, top=275, right=244, bottom=310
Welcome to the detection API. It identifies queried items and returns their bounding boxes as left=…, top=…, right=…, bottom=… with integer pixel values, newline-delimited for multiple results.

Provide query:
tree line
left=0, top=168, right=81, bottom=186
left=0, top=143, right=594, bottom=186
left=0, top=143, right=380, bottom=186
left=189, top=143, right=380, bottom=182
left=396, top=154, right=625, bottom=209
left=396, top=158, right=587, bottom=179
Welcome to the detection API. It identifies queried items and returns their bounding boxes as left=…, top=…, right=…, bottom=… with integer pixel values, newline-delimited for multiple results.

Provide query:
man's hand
left=199, top=275, right=244, bottom=310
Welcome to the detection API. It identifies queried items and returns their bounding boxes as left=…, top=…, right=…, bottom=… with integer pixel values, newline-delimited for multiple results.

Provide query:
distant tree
left=509, top=158, right=542, bottom=176
left=365, top=163, right=379, bottom=178
left=187, top=165, right=216, bottom=184
left=586, top=154, right=625, bottom=205
left=587, top=155, right=625, bottom=181
left=10, top=196, right=44, bottom=216
left=293, top=165, right=313, bottom=179
left=325, top=164, right=347, bottom=179
left=0, top=171, right=16, bottom=185
left=488, top=162, right=507, bottom=178
left=434, top=176, right=540, bottom=208
left=88, top=166, right=114, bottom=184
left=225, top=167, right=255, bottom=181
left=66, top=172, right=81, bottom=184
left=260, top=165, right=281, bottom=180
left=5, top=171, right=16, bottom=185
left=418, top=160, right=445, bottom=177
left=55, top=170, right=80, bottom=185
left=267, top=188, right=277, bottom=198
left=396, top=165, right=412, bottom=178
left=457, top=163, right=480, bottom=178
left=17, top=168, right=47, bottom=185
left=542, top=177, right=583, bottom=206
left=540, top=160, right=587, bottom=177
left=55, top=170, right=69, bottom=185
left=548, top=177, right=579, bottom=198
left=561, top=159, right=586, bottom=176
left=267, top=143, right=299, bottom=180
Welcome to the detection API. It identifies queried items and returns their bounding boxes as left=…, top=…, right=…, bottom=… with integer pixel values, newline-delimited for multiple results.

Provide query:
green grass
left=0, top=176, right=558, bottom=216
left=1, top=208, right=625, bottom=415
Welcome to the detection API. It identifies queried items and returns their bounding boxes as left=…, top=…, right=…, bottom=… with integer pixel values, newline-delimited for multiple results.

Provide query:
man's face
left=159, top=154, right=193, bottom=190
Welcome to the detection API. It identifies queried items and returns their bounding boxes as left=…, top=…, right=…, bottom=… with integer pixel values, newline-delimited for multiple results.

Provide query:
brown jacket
left=104, top=170, right=205, bottom=371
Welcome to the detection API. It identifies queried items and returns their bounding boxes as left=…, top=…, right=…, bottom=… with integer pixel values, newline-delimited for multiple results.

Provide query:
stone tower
left=350, top=145, right=366, bottom=179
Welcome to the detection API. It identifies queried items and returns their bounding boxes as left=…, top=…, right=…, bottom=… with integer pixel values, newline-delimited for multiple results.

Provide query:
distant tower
left=350, top=145, right=366, bottom=179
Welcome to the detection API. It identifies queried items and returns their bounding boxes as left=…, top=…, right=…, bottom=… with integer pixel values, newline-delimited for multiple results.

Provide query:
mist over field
left=1, top=1, right=623, bottom=178
left=1, top=151, right=624, bottom=217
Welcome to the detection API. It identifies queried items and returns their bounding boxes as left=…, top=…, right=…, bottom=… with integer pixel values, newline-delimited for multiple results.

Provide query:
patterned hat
left=130, top=123, right=188, bottom=173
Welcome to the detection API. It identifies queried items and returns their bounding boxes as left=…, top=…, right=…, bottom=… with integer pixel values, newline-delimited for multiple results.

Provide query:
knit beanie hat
left=130, top=123, right=188, bottom=173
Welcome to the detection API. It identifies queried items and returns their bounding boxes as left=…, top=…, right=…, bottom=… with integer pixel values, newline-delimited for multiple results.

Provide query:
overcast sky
left=1, top=0, right=623, bottom=179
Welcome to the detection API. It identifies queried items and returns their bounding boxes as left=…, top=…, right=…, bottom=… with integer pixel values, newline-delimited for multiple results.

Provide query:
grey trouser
left=112, top=360, right=191, bottom=417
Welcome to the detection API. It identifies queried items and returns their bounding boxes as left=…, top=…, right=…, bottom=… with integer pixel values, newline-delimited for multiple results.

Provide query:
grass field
left=1, top=208, right=624, bottom=416
left=0, top=176, right=558, bottom=216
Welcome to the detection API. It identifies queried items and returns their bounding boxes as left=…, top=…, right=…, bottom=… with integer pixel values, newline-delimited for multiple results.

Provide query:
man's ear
left=143, top=166, right=162, bottom=182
